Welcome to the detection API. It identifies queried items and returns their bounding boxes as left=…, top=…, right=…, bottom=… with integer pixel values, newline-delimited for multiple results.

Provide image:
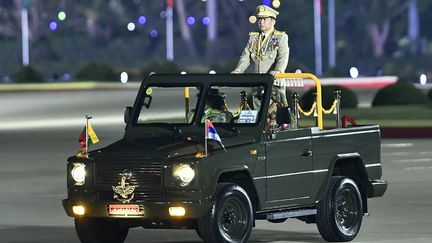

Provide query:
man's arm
left=273, top=33, right=289, bottom=74
left=233, top=44, right=251, bottom=73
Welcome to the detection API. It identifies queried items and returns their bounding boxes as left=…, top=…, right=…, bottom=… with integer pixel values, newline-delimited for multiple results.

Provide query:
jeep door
left=264, top=128, right=313, bottom=208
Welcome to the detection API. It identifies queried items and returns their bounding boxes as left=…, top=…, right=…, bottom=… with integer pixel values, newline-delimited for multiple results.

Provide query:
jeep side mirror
left=276, top=107, right=291, bottom=125
left=124, top=106, right=132, bottom=124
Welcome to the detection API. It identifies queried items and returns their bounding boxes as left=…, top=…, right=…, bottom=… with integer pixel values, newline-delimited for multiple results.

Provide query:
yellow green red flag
left=87, top=121, right=99, bottom=144
left=79, top=120, right=99, bottom=153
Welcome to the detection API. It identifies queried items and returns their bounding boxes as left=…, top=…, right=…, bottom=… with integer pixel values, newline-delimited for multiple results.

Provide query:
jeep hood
left=89, top=135, right=254, bottom=160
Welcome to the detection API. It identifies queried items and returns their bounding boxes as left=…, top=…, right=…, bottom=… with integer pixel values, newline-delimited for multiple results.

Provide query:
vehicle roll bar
left=275, top=73, right=323, bottom=129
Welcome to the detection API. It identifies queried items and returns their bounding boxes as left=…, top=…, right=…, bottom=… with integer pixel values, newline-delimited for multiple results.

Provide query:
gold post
left=184, top=87, right=190, bottom=118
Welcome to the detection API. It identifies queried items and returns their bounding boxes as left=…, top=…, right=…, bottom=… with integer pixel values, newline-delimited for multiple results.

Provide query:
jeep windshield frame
left=125, top=74, right=274, bottom=135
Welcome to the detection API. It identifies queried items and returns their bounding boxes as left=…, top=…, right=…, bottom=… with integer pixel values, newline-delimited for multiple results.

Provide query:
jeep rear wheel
left=75, top=217, right=129, bottom=243
left=316, top=176, right=363, bottom=242
left=198, top=183, right=253, bottom=243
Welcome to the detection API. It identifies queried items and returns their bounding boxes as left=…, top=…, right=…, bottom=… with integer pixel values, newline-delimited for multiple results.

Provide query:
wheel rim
left=218, top=197, right=248, bottom=240
left=336, top=187, right=359, bottom=233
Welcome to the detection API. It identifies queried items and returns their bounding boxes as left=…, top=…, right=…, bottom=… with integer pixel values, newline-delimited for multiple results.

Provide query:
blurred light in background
left=49, top=21, right=58, bottom=31
left=202, top=16, right=210, bottom=26
left=138, top=16, right=147, bottom=25
left=150, top=29, right=158, bottom=38
left=62, top=73, right=71, bottom=81
left=350, top=67, right=359, bottom=78
left=127, top=22, right=136, bottom=31
left=249, top=16, right=257, bottom=24
left=272, top=0, right=281, bottom=8
left=420, top=74, right=427, bottom=85
left=120, top=72, right=128, bottom=83
left=209, top=70, right=216, bottom=74
left=187, top=16, right=196, bottom=26
left=58, top=11, right=66, bottom=21
left=180, top=71, right=187, bottom=75
left=262, top=0, right=271, bottom=6
left=295, top=69, right=302, bottom=73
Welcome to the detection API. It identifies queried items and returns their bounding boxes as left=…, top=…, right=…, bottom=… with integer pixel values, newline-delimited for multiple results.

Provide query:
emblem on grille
left=112, top=169, right=136, bottom=204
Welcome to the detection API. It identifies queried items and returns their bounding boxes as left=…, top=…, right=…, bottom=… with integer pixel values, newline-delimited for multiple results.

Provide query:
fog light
left=73, top=205, right=86, bottom=216
left=169, top=207, right=185, bottom=217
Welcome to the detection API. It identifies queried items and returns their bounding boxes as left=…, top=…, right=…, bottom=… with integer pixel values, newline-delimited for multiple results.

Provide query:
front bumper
left=62, top=199, right=211, bottom=220
left=368, top=180, right=388, bottom=198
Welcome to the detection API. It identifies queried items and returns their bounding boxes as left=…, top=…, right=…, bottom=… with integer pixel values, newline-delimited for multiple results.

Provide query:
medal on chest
left=250, top=32, right=279, bottom=62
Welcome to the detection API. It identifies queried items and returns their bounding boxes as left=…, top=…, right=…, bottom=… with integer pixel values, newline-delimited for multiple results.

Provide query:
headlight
left=71, top=163, right=86, bottom=185
left=173, top=164, right=195, bottom=186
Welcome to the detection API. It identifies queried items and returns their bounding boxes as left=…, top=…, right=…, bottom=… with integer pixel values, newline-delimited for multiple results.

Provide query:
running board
left=267, top=209, right=317, bottom=220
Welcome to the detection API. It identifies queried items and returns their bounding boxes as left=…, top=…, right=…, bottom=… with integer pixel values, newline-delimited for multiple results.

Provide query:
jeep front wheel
left=316, top=176, right=363, bottom=242
left=75, top=217, right=129, bottom=243
left=198, top=183, right=253, bottom=243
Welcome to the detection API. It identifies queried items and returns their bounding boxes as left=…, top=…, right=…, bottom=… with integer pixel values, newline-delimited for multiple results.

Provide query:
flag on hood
left=205, top=119, right=225, bottom=150
left=79, top=120, right=99, bottom=152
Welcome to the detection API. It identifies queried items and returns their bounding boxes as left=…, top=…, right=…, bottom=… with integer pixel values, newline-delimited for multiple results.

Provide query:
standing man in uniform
left=232, top=5, right=290, bottom=128
left=232, top=5, right=289, bottom=76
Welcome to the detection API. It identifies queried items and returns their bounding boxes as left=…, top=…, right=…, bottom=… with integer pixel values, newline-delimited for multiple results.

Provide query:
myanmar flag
left=79, top=121, right=99, bottom=152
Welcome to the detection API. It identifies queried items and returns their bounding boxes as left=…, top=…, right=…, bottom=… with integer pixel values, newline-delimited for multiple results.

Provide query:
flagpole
left=204, top=120, right=208, bottom=156
left=85, top=115, right=92, bottom=157
left=85, top=116, right=89, bottom=156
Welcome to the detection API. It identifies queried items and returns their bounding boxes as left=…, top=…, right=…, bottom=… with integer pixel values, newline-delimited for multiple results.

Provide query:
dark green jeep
left=63, top=74, right=387, bottom=243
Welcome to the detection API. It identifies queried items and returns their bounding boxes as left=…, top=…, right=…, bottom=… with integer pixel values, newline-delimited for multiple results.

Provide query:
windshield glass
left=136, top=86, right=200, bottom=124
left=201, top=85, right=265, bottom=124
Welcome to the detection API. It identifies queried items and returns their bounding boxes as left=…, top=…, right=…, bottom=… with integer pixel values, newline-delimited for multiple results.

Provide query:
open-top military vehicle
left=63, top=73, right=387, bottom=243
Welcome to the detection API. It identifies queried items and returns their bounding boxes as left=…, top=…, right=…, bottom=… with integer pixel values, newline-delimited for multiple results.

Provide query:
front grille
left=94, top=161, right=164, bottom=202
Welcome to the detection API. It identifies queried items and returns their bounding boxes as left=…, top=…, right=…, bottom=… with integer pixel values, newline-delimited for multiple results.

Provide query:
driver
left=201, top=88, right=233, bottom=123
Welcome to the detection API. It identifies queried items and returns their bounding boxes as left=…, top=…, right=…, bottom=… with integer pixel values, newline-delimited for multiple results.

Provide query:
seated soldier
left=201, top=89, right=233, bottom=123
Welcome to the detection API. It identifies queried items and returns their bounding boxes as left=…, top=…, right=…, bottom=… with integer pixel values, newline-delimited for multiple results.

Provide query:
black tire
left=198, top=183, right=253, bottom=243
left=75, top=217, right=129, bottom=243
left=316, top=176, right=363, bottom=242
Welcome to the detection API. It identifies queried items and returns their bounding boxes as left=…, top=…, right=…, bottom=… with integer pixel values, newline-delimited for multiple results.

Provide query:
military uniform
left=235, top=29, right=289, bottom=75
left=233, top=5, right=290, bottom=115
left=234, top=5, right=289, bottom=74
left=201, top=108, right=232, bottom=123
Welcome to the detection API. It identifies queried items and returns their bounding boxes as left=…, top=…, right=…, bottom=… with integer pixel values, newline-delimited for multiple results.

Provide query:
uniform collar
left=261, top=27, right=275, bottom=36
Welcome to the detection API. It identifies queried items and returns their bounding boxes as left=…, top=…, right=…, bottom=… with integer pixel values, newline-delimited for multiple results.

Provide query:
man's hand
left=269, top=70, right=281, bottom=76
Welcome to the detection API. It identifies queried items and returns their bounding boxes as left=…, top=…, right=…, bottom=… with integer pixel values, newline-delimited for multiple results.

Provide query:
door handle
left=301, top=149, right=313, bottom=157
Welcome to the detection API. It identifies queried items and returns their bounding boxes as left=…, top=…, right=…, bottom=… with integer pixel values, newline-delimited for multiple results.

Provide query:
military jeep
left=63, top=73, right=387, bottom=243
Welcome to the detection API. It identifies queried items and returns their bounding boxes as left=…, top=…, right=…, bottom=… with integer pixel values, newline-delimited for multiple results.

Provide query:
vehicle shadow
left=0, top=226, right=325, bottom=243
left=139, top=228, right=325, bottom=243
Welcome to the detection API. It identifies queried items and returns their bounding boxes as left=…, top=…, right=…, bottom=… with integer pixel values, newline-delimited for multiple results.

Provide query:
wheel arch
left=318, top=153, right=370, bottom=213
left=215, top=168, right=260, bottom=214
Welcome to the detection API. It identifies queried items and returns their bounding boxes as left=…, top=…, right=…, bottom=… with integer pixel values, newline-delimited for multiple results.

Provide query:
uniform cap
left=256, top=5, right=279, bottom=19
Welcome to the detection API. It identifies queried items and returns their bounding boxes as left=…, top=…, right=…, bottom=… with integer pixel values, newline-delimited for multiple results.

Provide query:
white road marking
left=382, top=143, right=414, bottom=148
left=382, top=151, right=432, bottom=156
left=405, top=166, right=432, bottom=171
left=0, top=116, right=123, bottom=130
left=395, top=158, right=432, bottom=163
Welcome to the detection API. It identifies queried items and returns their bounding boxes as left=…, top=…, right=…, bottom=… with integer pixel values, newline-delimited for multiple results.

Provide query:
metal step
left=267, top=209, right=317, bottom=220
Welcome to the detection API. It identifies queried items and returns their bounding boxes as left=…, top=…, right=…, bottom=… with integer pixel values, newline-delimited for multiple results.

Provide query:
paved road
left=1, top=90, right=431, bottom=242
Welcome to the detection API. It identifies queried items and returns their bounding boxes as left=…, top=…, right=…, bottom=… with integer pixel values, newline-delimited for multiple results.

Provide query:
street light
left=21, top=0, right=31, bottom=66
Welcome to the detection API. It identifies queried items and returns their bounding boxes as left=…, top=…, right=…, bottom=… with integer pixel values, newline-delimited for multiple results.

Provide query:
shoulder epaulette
left=273, top=30, right=286, bottom=35
left=249, top=31, right=259, bottom=36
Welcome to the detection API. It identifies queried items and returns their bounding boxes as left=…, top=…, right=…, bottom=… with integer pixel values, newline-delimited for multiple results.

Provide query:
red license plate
left=108, top=204, right=143, bottom=216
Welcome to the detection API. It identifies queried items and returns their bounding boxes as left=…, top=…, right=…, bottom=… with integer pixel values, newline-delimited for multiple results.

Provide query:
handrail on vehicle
left=275, top=73, right=323, bottom=129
